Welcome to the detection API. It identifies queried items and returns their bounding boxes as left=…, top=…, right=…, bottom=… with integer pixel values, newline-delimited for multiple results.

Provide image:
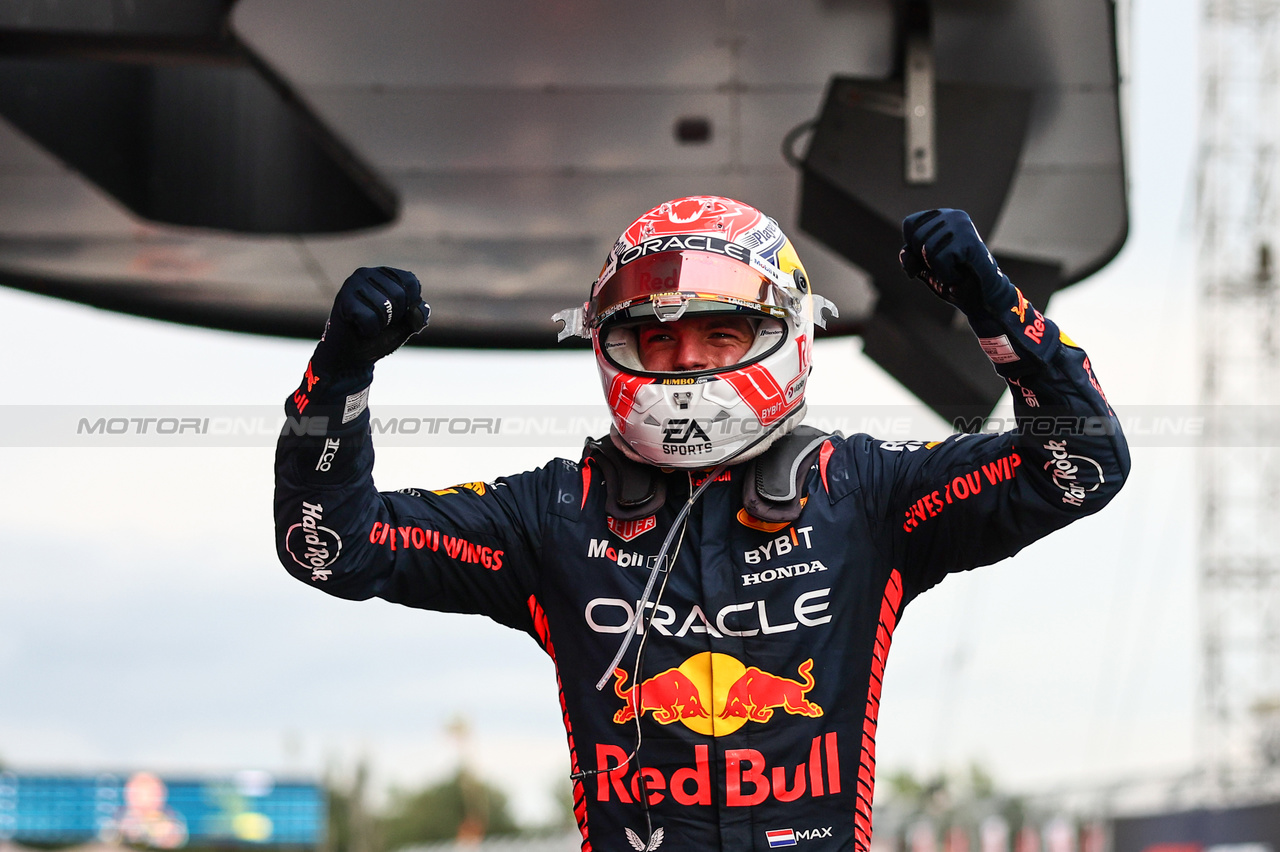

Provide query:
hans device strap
left=582, top=436, right=667, bottom=520
left=582, top=426, right=833, bottom=523
left=739, top=426, right=831, bottom=523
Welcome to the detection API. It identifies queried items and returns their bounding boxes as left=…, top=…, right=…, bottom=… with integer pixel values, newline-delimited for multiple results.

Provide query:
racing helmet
left=554, top=196, right=836, bottom=468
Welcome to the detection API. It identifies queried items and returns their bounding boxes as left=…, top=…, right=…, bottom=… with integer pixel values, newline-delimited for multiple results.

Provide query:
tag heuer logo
left=607, top=515, right=657, bottom=542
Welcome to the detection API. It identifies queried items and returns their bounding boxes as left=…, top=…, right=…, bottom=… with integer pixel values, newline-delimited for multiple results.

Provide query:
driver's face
left=636, top=315, right=755, bottom=372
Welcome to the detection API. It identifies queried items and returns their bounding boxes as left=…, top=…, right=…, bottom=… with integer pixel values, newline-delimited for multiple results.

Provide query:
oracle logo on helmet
left=616, top=234, right=752, bottom=269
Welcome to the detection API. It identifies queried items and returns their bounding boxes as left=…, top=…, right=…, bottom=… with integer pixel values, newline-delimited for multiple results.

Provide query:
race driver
left=274, top=198, right=1129, bottom=852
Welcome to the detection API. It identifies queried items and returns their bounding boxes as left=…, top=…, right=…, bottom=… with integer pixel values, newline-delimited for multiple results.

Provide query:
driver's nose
left=670, top=333, right=709, bottom=372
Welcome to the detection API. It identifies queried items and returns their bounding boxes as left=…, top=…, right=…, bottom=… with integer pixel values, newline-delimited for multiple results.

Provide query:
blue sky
left=0, top=0, right=1204, bottom=823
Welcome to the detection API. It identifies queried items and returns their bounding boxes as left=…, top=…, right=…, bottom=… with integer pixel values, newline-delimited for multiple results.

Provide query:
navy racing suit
left=274, top=296, right=1129, bottom=852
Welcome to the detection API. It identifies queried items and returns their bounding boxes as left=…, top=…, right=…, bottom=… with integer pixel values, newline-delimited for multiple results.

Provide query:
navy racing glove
left=899, top=208, right=1017, bottom=321
left=312, top=266, right=430, bottom=375
left=289, top=266, right=430, bottom=422
left=900, top=208, right=1059, bottom=376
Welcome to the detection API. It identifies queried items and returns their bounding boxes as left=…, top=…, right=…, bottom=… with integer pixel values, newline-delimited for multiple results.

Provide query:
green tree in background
left=322, top=751, right=573, bottom=852
left=379, top=768, right=520, bottom=848
left=545, top=778, right=578, bottom=835
left=878, top=763, right=1029, bottom=843
left=322, top=760, right=375, bottom=852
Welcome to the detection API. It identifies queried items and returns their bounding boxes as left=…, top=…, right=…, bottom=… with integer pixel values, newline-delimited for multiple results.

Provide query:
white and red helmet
left=555, top=196, right=836, bottom=468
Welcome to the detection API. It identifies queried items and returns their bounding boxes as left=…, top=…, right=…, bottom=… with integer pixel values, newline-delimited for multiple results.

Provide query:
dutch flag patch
left=766, top=829, right=797, bottom=848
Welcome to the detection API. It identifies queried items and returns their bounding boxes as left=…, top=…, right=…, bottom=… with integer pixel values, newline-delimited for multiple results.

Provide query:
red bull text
left=602, top=653, right=835, bottom=806
left=594, top=734, right=841, bottom=807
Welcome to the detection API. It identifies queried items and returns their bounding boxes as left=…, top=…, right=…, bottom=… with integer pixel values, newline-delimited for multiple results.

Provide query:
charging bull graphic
left=612, top=654, right=822, bottom=735
left=613, top=667, right=711, bottom=724
left=720, top=658, right=823, bottom=722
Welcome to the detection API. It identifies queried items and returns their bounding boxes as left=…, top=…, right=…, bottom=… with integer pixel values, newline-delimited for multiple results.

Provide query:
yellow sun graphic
left=675, top=652, right=748, bottom=736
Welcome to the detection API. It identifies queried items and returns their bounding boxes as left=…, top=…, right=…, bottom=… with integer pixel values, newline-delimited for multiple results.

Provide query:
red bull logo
left=722, top=659, right=822, bottom=723
left=613, top=668, right=710, bottom=725
left=595, top=734, right=842, bottom=807
left=1010, top=286, right=1030, bottom=324
left=612, top=653, right=822, bottom=736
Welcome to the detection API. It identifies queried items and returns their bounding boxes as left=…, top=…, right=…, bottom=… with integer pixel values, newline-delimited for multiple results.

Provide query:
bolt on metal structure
left=1198, top=0, right=1280, bottom=798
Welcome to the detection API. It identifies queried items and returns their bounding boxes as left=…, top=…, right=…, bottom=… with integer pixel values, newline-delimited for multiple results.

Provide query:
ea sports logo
left=662, top=418, right=710, bottom=444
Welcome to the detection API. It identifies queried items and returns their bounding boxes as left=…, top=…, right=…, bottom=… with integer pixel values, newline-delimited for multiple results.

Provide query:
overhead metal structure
left=0, top=0, right=1127, bottom=419
left=1197, top=0, right=1280, bottom=798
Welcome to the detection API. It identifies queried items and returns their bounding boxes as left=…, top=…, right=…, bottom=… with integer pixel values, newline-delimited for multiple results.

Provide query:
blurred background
left=1, top=0, right=1275, bottom=850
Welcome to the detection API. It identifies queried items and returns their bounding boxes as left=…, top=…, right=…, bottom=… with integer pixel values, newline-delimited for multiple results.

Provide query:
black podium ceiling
left=0, top=0, right=1127, bottom=416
